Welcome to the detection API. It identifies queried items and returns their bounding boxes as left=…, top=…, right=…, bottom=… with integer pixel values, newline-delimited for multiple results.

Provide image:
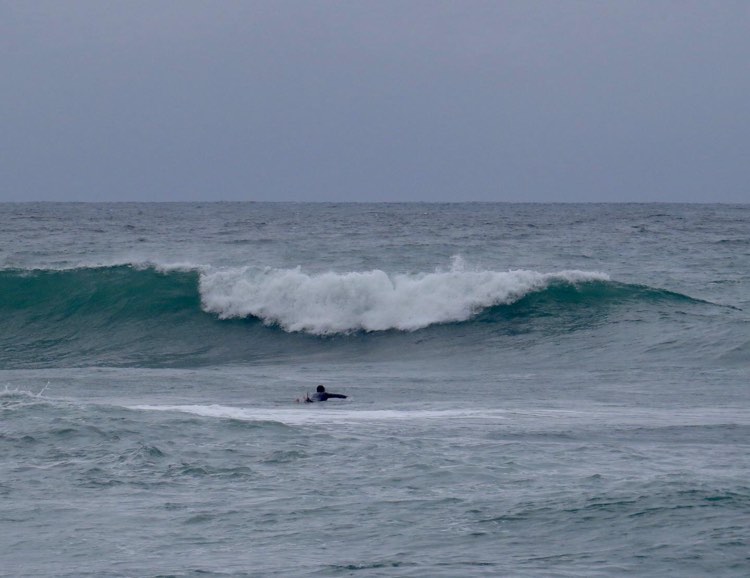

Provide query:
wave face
left=0, top=264, right=706, bottom=368
left=1, top=266, right=205, bottom=368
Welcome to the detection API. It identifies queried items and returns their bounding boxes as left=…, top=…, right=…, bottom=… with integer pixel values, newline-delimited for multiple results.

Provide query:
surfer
left=303, top=385, right=347, bottom=403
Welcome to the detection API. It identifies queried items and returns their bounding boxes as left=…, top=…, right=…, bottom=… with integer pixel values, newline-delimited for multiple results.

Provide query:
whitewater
left=198, top=264, right=610, bottom=334
left=1, top=202, right=749, bottom=577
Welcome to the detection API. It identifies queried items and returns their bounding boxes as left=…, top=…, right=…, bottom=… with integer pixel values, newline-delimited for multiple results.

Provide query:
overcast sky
left=2, top=1, right=749, bottom=202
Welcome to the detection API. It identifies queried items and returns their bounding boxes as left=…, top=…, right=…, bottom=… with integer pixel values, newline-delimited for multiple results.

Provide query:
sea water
left=1, top=202, right=748, bottom=577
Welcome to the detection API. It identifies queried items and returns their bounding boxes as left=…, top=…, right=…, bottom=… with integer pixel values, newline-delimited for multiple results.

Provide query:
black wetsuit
left=307, top=392, right=347, bottom=402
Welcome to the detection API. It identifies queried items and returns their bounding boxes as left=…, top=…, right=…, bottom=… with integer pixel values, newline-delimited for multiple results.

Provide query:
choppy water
left=1, top=203, right=749, bottom=576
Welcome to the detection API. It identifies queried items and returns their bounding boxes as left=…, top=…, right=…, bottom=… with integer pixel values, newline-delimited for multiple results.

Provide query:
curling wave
left=0, top=263, right=708, bottom=368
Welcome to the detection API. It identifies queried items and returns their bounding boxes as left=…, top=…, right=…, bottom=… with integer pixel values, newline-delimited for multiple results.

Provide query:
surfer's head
left=316, top=385, right=325, bottom=393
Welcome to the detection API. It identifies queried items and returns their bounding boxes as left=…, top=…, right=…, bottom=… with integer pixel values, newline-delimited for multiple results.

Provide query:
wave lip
left=199, top=267, right=610, bottom=335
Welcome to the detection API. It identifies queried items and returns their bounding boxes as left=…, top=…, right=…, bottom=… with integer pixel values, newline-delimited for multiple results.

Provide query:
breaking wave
left=0, top=262, right=707, bottom=368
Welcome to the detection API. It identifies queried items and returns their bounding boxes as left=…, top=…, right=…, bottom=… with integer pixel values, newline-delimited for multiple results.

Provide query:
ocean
left=1, top=202, right=748, bottom=577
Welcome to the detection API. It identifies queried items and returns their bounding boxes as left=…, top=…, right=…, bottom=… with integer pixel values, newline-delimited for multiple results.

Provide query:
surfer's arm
left=326, top=393, right=347, bottom=399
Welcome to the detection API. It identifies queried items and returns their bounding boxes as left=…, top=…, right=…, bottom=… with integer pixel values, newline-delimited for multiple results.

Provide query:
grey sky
left=2, top=0, right=749, bottom=202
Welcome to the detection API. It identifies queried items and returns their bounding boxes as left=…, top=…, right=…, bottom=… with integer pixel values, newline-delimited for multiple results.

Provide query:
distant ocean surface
left=1, top=202, right=748, bottom=577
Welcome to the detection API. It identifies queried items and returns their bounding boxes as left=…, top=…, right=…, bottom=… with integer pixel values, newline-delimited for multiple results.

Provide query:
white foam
left=130, top=404, right=507, bottom=426
left=198, top=265, right=610, bottom=334
left=1, top=382, right=50, bottom=398
left=130, top=403, right=750, bottom=428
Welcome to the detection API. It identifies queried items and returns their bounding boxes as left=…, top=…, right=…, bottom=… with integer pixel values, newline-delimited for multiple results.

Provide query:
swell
left=0, top=265, right=212, bottom=368
left=0, top=264, right=713, bottom=368
left=478, top=279, right=706, bottom=322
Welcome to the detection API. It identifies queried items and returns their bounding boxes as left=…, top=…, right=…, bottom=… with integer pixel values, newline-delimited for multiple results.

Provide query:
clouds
left=2, top=1, right=749, bottom=202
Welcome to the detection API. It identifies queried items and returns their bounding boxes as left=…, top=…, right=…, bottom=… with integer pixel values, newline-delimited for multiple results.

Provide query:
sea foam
left=199, top=266, right=610, bottom=335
